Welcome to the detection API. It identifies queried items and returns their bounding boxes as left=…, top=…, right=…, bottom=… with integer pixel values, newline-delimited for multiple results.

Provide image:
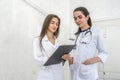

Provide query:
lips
left=53, top=28, right=57, bottom=30
left=51, top=28, right=57, bottom=32
left=76, top=22, right=81, bottom=25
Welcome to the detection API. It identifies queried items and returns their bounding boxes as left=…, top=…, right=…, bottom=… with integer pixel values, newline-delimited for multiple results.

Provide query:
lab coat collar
left=42, top=35, right=57, bottom=41
left=42, top=35, right=58, bottom=48
left=42, top=35, right=49, bottom=41
left=81, top=27, right=93, bottom=35
left=81, top=27, right=90, bottom=32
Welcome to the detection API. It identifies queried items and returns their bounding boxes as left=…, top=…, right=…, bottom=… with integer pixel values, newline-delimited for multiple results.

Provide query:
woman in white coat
left=33, top=14, right=64, bottom=80
left=62, top=7, right=108, bottom=80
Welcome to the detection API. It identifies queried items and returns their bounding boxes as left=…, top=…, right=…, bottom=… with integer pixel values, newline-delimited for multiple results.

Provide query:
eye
left=73, top=17, right=77, bottom=20
left=56, top=23, right=59, bottom=26
left=78, top=15, right=82, bottom=19
left=73, top=15, right=83, bottom=20
left=50, top=21, right=55, bottom=25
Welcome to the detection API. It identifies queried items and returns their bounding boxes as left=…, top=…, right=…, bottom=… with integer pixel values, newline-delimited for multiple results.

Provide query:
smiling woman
left=33, top=14, right=65, bottom=80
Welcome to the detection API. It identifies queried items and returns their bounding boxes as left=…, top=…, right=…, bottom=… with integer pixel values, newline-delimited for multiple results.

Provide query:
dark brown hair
left=73, top=7, right=92, bottom=35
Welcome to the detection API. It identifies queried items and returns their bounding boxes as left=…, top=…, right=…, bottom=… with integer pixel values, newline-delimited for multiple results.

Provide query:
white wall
left=0, top=0, right=44, bottom=80
left=94, top=19, right=120, bottom=80
left=1, top=0, right=120, bottom=80
left=0, top=0, right=71, bottom=80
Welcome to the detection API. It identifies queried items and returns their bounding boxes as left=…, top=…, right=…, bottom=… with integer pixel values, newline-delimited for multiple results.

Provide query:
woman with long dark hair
left=33, top=14, right=64, bottom=80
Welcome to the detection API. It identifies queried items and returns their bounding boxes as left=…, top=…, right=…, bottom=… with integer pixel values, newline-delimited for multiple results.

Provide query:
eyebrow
left=74, top=15, right=82, bottom=17
left=51, top=20, right=55, bottom=23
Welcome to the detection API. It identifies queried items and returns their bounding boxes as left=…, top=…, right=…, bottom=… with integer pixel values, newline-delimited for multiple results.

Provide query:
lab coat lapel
left=43, top=35, right=58, bottom=48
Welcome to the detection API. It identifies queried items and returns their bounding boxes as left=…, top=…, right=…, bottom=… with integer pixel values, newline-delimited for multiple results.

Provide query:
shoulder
left=91, top=26, right=100, bottom=31
left=33, top=36, right=40, bottom=44
left=91, top=27, right=104, bottom=39
left=33, top=35, right=48, bottom=42
left=91, top=27, right=102, bottom=34
left=33, top=36, right=39, bottom=41
left=92, top=27, right=105, bottom=41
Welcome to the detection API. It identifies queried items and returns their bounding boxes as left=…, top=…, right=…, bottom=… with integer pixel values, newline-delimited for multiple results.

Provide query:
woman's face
left=48, top=17, right=59, bottom=34
left=73, top=11, right=89, bottom=29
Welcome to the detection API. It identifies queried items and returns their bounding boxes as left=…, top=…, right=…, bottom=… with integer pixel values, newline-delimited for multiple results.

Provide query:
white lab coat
left=33, top=35, right=64, bottom=80
left=70, top=27, right=108, bottom=80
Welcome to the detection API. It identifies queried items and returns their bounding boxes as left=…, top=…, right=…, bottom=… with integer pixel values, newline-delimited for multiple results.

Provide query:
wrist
left=69, top=57, right=73, bottom=64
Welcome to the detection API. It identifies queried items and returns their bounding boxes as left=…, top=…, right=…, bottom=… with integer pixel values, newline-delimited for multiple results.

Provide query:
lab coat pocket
left=79, top=64, right=93, bottom=78
left=37, top=69, right=53, bottom=80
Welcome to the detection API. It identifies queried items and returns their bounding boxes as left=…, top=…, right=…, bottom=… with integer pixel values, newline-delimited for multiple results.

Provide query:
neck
left=47, top=31, right=54, bottom=39
left=46, top=31, right=55, bottom=45
left=81, top=24, right=90, bottom=31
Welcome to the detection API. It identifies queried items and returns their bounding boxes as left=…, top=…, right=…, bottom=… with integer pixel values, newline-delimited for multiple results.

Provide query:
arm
left=83, top=29, right=108, bottom=65
left=97, top=29, right=108, bottom=63
left=33, top=38, right=48, bottom=66
left=62, top=54, right=73, bottom=65
left=82, top=56, right=101, bottom=65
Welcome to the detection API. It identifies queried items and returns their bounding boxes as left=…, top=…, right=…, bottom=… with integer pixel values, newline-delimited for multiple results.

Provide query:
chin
left=77, top=25, right=82, bottom=28
left=52, top=31, right=56, bottom=33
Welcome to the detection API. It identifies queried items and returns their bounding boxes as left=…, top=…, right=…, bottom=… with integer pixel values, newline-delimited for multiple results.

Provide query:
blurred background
left=0, top=0, right=120, bottom=80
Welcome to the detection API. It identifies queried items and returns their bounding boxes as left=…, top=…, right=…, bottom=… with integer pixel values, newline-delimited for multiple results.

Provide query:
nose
left=76, top=18, right=79, bottom=21
left=75, top=17, right=80, bottom=23
left=54, top=24, right=58, bottom=29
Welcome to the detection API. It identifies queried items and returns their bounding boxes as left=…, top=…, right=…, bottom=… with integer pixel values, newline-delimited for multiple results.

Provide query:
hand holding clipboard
left=44, top=45, right=75, bottom=66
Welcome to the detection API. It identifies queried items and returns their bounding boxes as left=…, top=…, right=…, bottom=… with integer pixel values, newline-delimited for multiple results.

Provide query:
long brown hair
left=39, top=14, right=60, bottom=48
left=73, top=7, right=92, bottom=35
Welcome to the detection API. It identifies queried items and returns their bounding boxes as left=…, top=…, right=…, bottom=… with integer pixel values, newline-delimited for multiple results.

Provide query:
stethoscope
left=73, top=28, right=106, bottom=79
left=74, top=28, right=92, bottom=48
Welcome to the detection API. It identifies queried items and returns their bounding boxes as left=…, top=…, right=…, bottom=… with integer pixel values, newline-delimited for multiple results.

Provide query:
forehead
left=73, top=11, right=84, bottom=17
left=51, top=17, right=59, bottom=22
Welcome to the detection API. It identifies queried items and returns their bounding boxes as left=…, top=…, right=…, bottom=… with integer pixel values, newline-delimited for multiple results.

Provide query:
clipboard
left=44, top=45, right=75, bottom=66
